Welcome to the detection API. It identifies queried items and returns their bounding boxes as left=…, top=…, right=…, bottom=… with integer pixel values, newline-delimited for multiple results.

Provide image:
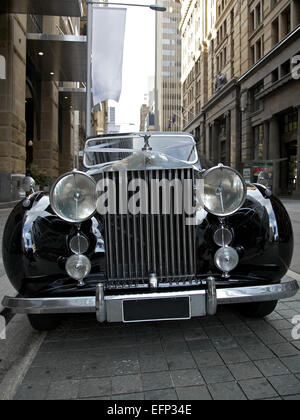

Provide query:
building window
left=231, top=9, right=234, bottom=31
left=281, top=6, right=291, bottom=38
left=256, top=38, right=262, bottom=61
left=250, top=10, right=255, bottom=32
left=254, top=124, right=264, bottom=160
left=271, top=18, right=279, bottom=46
left=271, top=68, right=279, bottom=82
left=250, top=45, right=255, bottom=65
left=163, top=50, right=175, bottom=56
left=281, top=59, right=290, bottom=77
left=250, top=80, right=264, bottom=112
left=283, top=110, right=298, bottom=133
left=250, top=1, right=263, bottom=32
left=256, top=2, right=262, bottom=26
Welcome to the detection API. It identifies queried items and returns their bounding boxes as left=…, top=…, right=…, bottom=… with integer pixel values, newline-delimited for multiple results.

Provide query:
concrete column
left=0, top=14, right=27, bottom=202
left=33, top=82, right=59, bottom=180
left=59, top=110, right=73, bottom=174
left=269, top=117, right=280, bottom=195
left=296, top=106, right=300, bottom=197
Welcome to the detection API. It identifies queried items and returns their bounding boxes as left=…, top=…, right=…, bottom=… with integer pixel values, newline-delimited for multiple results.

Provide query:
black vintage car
left=2, top=132, right=299, bottom=330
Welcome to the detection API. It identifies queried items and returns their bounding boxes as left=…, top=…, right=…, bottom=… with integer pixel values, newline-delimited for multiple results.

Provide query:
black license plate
left=123, top=297, right=191, bottom=322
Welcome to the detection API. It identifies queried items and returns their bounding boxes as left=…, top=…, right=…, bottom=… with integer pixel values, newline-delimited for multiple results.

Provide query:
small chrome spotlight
left=65, top=254, right=91, bottom=286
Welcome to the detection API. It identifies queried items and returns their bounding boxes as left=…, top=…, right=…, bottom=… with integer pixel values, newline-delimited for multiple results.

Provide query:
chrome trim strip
left=216, top=280, right=299, bottom=304
left=206, top=276, right=217, bottom=315
left=2, top=280, right=298, bottom=316
left=2, top=295, right=96, bottom=314
left=96, top=283, right=106, bottom=322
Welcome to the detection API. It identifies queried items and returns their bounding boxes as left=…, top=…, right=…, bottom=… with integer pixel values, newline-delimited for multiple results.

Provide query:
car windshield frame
left=83, top=132, right=198, bottom=169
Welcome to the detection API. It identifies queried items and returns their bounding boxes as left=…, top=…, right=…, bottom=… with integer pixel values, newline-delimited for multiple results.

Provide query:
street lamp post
left=86, top=0, right=166, bottom=137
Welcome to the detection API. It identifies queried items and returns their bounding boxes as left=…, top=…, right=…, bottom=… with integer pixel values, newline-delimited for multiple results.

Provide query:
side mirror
left=21, top=176, right=36, bottom=194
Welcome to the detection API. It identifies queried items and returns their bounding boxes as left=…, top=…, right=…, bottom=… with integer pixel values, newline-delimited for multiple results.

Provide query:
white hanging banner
left=92, top=7, right=127, bottom=105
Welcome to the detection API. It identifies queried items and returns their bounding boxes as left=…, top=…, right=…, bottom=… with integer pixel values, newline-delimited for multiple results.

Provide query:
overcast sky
left=107, top=1, right=156, bottom=132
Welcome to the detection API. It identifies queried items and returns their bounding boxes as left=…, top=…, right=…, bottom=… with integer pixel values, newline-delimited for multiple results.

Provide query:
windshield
left=83, top=133, right=198, bottom=168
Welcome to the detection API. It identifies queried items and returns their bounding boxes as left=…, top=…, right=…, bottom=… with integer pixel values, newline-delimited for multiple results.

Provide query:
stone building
left=140, top=104, right=150, bottom=131
left=180, top=0, right=300, bottom=197
left=0, top=1, right=107, bottom=203
left=155, top=0, right=182, bottom=131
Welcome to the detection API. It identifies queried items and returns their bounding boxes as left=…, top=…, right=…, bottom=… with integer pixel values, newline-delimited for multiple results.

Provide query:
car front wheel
left=27, top=314, right=61, bottom=331
left=238, top=300, right=278, bottom=318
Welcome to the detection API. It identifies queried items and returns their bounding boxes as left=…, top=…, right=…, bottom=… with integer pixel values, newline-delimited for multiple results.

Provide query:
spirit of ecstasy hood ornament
left=141, top=134, right=152, bottom=151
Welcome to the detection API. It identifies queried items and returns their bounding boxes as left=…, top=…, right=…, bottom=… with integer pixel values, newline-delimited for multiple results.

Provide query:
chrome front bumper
left=2, top=278, right=299, bottom=322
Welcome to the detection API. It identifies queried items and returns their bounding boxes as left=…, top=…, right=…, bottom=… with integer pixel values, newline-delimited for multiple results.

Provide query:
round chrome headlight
left=50, top=171, right=96, bottom=223
left=203, top=165, right=246, bottom=217
left=214, top=246, right=239, bottom=273
left=65, top=254, right=91, bottom=281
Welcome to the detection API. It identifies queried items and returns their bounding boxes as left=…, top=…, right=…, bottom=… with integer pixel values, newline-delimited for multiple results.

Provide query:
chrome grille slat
left=113, top=172, right=120, bottom=280
left=150, top=170, right=157, bottom=274
left=104, top=168, right=196, bottom=286
left=132, top=176, right=139, bottom=279
left=181, top=169, right=187, bottom=274
left=175, top=169, right=181, bottom=277
left=162, top=169, right=169, bottom=279
left=156, top=170, right=163, bottom=278
left=144, top=170, right=151, bottom=276
left=187, top=169, right=194, bottom=272
left=168, top=169, right=175, bottom=278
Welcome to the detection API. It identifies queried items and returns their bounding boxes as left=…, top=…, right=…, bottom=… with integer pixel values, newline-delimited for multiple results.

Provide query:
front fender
left=195, top=184, right=293, bottom=283
left=2, top=193, right=105, bottom=296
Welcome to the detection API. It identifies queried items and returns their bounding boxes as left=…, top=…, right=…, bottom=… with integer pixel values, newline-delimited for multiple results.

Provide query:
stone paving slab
left=10, top=283, right=300, bottom=400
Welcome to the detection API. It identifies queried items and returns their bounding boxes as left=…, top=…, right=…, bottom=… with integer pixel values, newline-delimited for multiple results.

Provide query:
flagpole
left=86, top=0, right=93, bottom=137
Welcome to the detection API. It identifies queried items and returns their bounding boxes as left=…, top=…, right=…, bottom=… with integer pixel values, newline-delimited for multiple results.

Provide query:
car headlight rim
left=202, top=164, right=247, bottom=217
left=50, top=170, right=97, bottom=223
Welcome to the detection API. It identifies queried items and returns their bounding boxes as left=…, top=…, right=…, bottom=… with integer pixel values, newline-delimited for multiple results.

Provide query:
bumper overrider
left=2, top=278, right=299, bottom=323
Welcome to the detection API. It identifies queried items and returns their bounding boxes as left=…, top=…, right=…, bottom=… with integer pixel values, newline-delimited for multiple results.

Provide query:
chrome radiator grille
left=103, top=169, right=196, bottom=287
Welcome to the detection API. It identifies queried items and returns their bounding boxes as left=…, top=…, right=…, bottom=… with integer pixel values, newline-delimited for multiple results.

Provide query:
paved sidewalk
left=10, top=276, right=300, bottom=400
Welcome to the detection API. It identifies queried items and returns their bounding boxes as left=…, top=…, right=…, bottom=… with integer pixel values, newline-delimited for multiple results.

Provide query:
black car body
left=2, top=132, right=298, bottom=330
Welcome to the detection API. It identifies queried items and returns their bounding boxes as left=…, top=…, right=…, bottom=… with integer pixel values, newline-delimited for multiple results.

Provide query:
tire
left=238, top=300, right=278, bottom=318
left=27, top=314, right=61, bottom=331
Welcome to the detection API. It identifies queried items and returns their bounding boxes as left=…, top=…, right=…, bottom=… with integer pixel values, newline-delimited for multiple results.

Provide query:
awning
left=0, top=0, right=83, bottom=17
left=59, top=87, right=87, bottom=111
left=27, top=34, right=87, bottom=82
